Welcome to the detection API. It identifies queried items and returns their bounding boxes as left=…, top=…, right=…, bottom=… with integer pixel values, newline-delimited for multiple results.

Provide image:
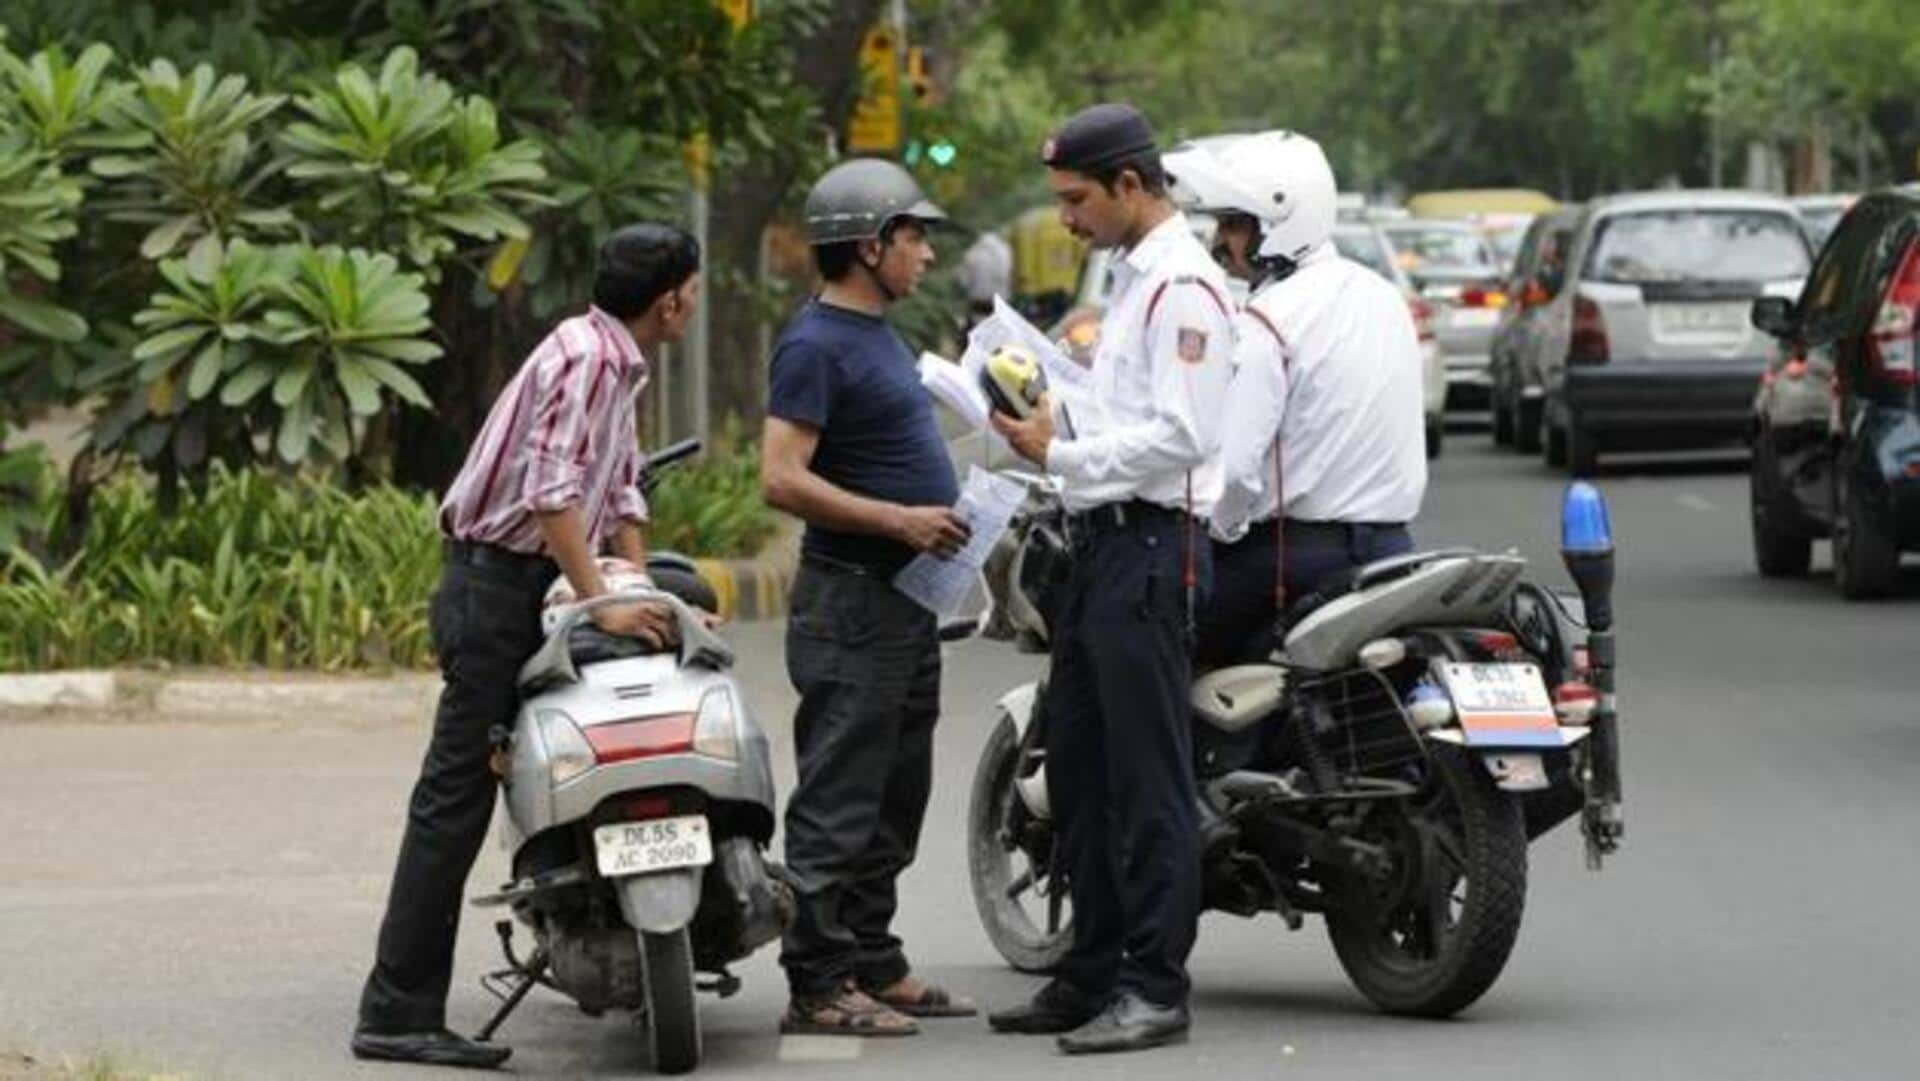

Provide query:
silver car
left=1533, top=190, right=1813, bottom=475
left=1379, top=220, right=1506, bottom=406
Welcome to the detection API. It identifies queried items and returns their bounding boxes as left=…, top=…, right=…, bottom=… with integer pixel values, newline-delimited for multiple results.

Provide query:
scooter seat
left=565, top=624, right=672, bottom=666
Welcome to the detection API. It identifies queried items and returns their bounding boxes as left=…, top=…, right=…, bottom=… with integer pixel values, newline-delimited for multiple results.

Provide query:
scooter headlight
left=691, top=686, right=741, bottom=761
left=537, top=709, right=596, bottom=786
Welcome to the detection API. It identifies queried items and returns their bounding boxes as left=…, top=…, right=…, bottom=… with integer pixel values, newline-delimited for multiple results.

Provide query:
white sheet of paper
left=892, top=466, right=1026, bottom=618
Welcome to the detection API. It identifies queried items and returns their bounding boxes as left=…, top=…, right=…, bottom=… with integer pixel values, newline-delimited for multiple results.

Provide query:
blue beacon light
left=1560, top=481, right=1614, bottom=555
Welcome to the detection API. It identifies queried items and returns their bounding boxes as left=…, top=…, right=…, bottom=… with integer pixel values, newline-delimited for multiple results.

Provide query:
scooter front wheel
left=641, top=928, right=701, bottom=1074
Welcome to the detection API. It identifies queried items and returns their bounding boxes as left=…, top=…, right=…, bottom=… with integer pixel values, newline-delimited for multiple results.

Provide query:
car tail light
left=583, top=712, right=696, bottom=764
left=1866, top=241, right=1919, bottom=388
left=1460, top=284, right=1509, bottom=309
left=1408, top=296, right=1436, bottom=342
left=1569, top=295, right=1609, bottom=365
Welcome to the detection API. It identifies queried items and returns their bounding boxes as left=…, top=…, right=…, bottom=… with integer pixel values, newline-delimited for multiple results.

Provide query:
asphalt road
left=4, top=438, right=1919, bottom=1080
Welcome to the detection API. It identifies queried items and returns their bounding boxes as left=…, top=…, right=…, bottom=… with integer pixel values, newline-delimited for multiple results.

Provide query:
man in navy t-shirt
left=760, top=159, right=975, bottom=1036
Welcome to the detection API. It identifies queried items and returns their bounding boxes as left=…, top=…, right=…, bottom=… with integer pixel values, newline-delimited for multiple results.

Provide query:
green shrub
left=646, top=432, right=777, bottom=561
left=0, top=444, right=775, bottom=671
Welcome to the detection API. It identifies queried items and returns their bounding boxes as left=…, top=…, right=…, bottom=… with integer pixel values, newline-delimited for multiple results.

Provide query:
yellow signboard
left=846, top=24, right=902, bottom=155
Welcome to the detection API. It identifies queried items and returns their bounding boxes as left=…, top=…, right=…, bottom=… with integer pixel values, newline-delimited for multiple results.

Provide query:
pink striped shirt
left=440, top=306, right=649, bottom=555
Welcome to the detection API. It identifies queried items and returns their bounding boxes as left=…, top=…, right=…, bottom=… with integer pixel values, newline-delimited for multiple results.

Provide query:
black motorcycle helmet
left=803, top=158, right=948, bottom=246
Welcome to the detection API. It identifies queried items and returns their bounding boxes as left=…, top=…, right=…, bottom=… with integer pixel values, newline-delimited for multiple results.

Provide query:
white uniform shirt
left=1045, top=213, right=1235, bottom=515
left=1212, top=246, right=1427, bottom=541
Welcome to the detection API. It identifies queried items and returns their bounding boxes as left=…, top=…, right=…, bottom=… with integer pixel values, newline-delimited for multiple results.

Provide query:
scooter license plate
left=593, top=815, right=713, bottom=877
left=1439, top=662, right=1561, bottom=747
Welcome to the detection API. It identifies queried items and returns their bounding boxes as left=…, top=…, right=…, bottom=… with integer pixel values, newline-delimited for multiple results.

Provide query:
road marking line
left=1676, top=494, right=1717, bottom=512
left=778, top=1036, right=864, bottom=1062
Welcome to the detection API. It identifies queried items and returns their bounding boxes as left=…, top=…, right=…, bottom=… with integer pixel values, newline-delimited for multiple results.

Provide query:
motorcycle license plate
left=1439, top=663, right=1561, bottom=747
left=593, top=815, right=713, bottom=877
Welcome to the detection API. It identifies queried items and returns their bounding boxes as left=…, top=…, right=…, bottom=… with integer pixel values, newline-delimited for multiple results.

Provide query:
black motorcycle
left=962, top=474, right=1623, bottom=1016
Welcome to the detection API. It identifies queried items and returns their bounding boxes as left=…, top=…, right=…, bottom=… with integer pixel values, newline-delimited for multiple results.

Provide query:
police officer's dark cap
left=1041, top=103, right=1159, bottom=173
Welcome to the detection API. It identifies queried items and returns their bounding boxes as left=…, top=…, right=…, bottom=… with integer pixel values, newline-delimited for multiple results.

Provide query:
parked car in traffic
left=1791, top=193, right=1857, bottom=252
left=1748, top=185, right=1920, bottom=598
left=1333, top=222, right=1449, bottom=458
left=1380, top=219, right=1507, bottom=407
left=1490, top=205, right=1583, bottom=452
left=1531, top=190, right=1813, bottom=475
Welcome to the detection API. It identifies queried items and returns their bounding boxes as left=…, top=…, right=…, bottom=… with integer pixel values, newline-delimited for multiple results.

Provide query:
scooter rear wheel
left=641, top=928, right=701, bottom=1074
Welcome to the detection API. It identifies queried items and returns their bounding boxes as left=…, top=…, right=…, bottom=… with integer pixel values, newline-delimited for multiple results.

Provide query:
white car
left=1333, top=223, right=1449, bottom=459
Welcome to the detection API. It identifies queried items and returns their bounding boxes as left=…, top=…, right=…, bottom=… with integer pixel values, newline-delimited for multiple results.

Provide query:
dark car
left=1490, top=205, right=1582, bottom=452
left=1534, top=190, right=1812, bottom=476
left=1748, top=185, right=1920, bottom=598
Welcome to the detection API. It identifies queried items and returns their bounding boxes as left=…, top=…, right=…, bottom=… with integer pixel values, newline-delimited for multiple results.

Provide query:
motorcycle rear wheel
left=968, top=715, right=1073, bottom=973
left=1325, top=747, right=1527, bottom=1018
left=641, top=929, right=700, bottom=1075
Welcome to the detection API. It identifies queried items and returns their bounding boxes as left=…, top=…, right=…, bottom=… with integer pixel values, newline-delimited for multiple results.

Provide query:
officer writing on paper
left=759, top=158, right=978, bottom=1037
left=1182, top=131, right=1428, bottom=667
left=987, top=103, right=1234, bottom=1056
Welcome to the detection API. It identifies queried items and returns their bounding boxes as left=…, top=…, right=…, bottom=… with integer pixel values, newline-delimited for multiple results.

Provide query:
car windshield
left=1585, top=209, right=1810, bottom=283
left=1480, top=221, right=1533, bottom=264
left=1333, top=228, right=1394, bottom=278
left=1799, top=207, right=1846, bottom=248
left=1382, top=225, right=1496, bottom=272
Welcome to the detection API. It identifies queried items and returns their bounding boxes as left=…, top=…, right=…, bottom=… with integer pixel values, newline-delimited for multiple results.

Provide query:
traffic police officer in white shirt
left=1176, top=130, right=1428, bottom=667
left=987, top=103, right=1234, bottom=1056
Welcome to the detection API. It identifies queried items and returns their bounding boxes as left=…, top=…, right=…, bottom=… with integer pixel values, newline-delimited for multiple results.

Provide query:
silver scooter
left=467, top=454, right=788, bottom=1075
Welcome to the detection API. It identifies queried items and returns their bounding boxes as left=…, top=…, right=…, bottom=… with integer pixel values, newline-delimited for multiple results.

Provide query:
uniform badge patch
left=1177, top=327, right=1208, bottom=364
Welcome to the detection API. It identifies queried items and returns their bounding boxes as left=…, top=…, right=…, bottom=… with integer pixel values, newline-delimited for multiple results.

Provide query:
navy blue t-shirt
left=767, top=300, right=958, bottom=574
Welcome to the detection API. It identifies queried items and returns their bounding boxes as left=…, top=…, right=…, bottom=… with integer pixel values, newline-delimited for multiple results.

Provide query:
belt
left=1280, top=518, right=1408, bottom=546
left=442, top=538, right=559, bottom=587
left=1066, top=500, right=1196, bottom=542
left=801, top=552, right=894, bottom=579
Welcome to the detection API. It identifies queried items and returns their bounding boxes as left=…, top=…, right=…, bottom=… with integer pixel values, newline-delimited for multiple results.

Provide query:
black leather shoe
left=351, top=1028, right=511, bottom=1069
left=987, top=979, right=1107, bottom=1034
left=1056, top=991, right=1190, bottom=1055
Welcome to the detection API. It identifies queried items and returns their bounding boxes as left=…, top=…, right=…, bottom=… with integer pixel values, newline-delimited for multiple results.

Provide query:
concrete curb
left=692, top=517, right=801, bottom=622
left=0, top=669, right=441, bottom=721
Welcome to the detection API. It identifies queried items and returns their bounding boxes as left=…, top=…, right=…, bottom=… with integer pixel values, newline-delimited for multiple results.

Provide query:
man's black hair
left=593, top=222, right=700, bottom=319
left=813, top=217, right=920, bottom=282
left=1086, top=150, right=1168, bottom=198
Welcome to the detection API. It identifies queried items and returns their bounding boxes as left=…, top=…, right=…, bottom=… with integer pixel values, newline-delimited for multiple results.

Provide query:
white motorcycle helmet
left=1166, top=130, right=1338, bottom=267
left=541, top=557, right=655, bottom=636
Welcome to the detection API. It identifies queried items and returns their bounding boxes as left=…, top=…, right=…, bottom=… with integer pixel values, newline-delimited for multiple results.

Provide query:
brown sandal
left=864, top=976, right=979, bottom=1018
left=780, top=985, right=920, bottom=1037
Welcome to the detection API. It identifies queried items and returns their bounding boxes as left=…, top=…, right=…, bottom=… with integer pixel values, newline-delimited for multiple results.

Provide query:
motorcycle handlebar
left=646, top=439, right=702, bottom=473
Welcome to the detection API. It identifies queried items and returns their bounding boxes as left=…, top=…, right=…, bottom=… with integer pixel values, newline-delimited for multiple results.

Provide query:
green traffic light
left=928, top=140, right=956, bottom=167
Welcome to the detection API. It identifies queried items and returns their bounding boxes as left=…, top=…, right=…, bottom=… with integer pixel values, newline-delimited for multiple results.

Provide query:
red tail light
left=583, top=713, right=696, bottom=764
left=1408, top=296, right=1436, bottom=342
left=1570, top=295, right=1609, bottom=365
left=1460, top=284, right=1509, bottom=309
left=1866, top=241, right=1919, bottom=388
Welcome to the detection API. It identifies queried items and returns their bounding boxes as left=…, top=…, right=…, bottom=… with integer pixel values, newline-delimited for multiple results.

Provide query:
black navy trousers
left=1195, top=518, right=1413, bottom=668
left=1044, top=505, right=1212, bottom=1008
left=779, top=559, right=940, bottom=997
left=359, top=542, right=557, bottom=1033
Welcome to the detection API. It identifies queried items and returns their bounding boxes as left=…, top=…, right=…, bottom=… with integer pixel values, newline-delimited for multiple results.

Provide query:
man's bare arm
left=535, top=507, right=673, bottom=645
left=609, top=519, right=648, bottom=568
left=759, top=417, right=968, bottom=557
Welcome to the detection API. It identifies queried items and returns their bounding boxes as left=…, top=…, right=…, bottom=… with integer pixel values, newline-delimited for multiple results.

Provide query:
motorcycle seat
left=1286, top=547, right=1480, bottom=622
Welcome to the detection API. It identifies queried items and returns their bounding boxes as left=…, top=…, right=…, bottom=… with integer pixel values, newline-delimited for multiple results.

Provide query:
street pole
left=689, top=182, right=710, bottom=446
left=1708, top=34, right=1723, bottom=188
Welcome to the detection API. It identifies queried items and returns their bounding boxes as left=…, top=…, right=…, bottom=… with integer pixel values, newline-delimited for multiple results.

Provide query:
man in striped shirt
left=353, top=224, right=699, bottom=1070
